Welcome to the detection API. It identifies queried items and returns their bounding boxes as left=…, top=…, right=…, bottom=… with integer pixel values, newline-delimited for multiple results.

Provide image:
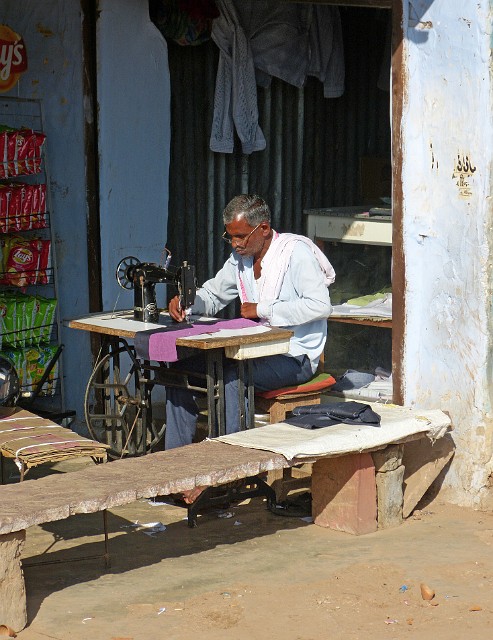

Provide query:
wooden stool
left=255, top=372, right=336, bottom=423
left=256, top=372, right=336, bottom=501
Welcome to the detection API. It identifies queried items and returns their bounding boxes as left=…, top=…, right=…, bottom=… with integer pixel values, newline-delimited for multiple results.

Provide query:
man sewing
left=167, top=194, right=335, bottom=463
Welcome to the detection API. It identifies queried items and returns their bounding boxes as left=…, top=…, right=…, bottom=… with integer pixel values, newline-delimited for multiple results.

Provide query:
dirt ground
left=6, top=457, right=493, bottom=640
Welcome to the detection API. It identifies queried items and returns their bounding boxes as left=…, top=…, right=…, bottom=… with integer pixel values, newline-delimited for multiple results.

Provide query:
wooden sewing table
left=68, top=311, right=292, bottom=457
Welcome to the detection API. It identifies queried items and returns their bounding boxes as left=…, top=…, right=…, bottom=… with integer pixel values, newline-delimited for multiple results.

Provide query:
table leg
left=139, top=361, right=155, bottom=456
left=237, top=359, right=256, bottom=431
left=216, top=353, right=225, bottom=436
left=238, top=360, right=246, bottom=431
left=206, top=349, right=225, bottom=438
left=247, top=360, right=255, bottom=429
left=106, top=341, right=123, bottom=454
left=130, top=357, right=142, bottom=456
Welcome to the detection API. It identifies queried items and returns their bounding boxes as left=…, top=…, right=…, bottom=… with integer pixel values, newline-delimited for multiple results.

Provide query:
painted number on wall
left=452, top=153, right=476, bottom=199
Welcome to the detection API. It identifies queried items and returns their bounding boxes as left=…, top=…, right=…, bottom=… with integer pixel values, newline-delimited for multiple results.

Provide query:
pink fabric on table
left=147, top=318, right=259, bottom=362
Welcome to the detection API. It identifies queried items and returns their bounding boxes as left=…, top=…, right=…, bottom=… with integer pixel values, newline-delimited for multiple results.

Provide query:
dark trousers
left=164, top=353, right=313, bottom=449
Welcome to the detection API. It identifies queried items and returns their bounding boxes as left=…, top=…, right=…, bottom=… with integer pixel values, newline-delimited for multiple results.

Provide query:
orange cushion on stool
left=256, top=373, right=336, bottom=400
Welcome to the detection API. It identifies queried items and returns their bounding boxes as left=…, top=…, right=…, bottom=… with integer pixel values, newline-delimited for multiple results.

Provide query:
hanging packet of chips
left=24, top=343, right=58, bottom=396
left=22, top=293, right=36, bottom=345
left=0, top=235, right=51, bottom=287
left=0, top=185, right=9, bottom=233
left=0, top=292, right=19, bottom=348
left=32, top=295, right=57, bottom=344
left=31, top=183, right=47, bottom=229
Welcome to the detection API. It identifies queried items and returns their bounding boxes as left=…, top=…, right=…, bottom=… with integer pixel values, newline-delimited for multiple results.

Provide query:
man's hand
left=240, top=302, right=258, bottom=319
left=168, top=295, right=186, bottom=322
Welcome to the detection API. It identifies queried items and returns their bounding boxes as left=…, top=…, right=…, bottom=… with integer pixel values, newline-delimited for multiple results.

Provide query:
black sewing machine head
left=116, top=255, right=196, bottom=323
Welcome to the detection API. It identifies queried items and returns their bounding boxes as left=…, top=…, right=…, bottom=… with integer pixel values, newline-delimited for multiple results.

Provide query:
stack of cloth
left=331, top=290, right=392, bottom=319
left=0, top=408, right=108, bottom=474
left=330, top=367, right=393, bottom=403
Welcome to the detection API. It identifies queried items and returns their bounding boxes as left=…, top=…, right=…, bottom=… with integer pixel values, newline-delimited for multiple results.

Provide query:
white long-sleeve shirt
left=191, top=240, right=333, bottom=372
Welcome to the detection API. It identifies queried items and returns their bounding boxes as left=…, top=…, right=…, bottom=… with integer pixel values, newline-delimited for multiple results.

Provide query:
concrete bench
left=0, top=421, right=454, bottom=632
left=0, top=440, right=289, bottom=631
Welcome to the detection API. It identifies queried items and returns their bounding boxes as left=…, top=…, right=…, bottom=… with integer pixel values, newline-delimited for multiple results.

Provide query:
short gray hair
left=223, top=194, right=271, bottom=226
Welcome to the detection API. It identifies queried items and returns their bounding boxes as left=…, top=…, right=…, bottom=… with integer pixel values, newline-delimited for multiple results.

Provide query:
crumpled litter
left=141, top=522, right=167, bottom=536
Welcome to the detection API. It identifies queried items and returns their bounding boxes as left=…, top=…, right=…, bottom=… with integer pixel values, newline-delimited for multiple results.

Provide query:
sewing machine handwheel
left=116, top=256, right=140, bottom=290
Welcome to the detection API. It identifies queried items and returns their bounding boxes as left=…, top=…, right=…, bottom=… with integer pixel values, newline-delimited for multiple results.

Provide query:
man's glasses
left=221, top=223, right=262, bottom=246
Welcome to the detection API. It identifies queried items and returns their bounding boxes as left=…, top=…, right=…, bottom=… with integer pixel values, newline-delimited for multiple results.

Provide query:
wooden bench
left=0, top=418, right=454, bottom=632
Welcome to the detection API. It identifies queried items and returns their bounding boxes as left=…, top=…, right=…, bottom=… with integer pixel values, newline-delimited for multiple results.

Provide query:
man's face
left=224, top=216, right=268, bottom=257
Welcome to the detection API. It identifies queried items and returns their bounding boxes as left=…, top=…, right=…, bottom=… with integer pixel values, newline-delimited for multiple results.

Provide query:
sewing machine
left=116, top=255, right=196, bottom=323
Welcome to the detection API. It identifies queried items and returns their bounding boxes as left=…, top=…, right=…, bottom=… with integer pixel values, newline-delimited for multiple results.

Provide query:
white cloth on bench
left=217, top=404, right=451, bottom=460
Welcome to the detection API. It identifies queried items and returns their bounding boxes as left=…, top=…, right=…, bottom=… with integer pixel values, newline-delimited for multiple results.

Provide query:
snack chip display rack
left=0, top=97, right=67, bottom=419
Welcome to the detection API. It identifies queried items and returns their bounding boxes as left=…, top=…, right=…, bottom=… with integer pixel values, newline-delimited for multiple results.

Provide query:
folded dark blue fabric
left=286, top=401, right=381, bottom=429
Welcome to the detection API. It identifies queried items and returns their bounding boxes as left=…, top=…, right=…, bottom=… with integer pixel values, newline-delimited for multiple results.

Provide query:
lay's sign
left=0, top=25, right=27, bottom=93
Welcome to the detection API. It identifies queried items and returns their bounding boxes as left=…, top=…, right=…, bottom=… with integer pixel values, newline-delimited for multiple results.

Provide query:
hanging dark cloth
left=150, top=0, right=219, bottom=46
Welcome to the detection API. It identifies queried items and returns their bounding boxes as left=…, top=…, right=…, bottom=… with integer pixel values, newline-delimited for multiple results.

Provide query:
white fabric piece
left=217, top=404, right=451, bottom=461
left=331, top=294, right=392, bottom=318
left=330, top=378, right=393, bottom=403
left=256, top=233, right=336, bottom=302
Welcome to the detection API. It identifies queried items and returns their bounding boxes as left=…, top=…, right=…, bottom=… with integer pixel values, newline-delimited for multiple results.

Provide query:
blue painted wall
left=0, top=1, right=171, bottom=427
left=97, top=0, right=170, bottom=312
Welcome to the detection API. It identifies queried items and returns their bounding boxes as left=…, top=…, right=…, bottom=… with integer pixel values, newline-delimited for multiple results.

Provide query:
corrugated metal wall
left=166, top=7, right=391, bottom=289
